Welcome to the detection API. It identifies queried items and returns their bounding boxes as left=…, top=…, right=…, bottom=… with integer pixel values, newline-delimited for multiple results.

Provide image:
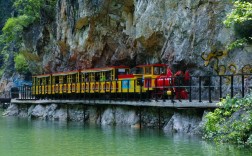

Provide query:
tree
left=14, top=53, right=29, bottom=74
left=0, top=0, right=57, bottom=45
left=0, top=0, right=57, bottom=76
left=2, top=15, right=33, bottom=43
left=224, top=0, right=252, bottom=50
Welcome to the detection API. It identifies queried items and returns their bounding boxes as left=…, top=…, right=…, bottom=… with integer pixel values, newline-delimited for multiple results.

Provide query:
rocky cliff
left=18, top=0, right=251, bottom=76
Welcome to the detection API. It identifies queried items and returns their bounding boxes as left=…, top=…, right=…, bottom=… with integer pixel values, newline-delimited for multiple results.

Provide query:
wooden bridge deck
left=11, top=99, right=219, bottom=108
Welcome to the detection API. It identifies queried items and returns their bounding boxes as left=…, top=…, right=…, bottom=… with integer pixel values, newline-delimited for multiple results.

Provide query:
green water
left=0, top=110, right=251, bottom=156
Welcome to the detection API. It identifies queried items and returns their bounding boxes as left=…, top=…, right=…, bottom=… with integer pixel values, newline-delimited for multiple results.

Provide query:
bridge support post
left=96, top=107, right=102, bottom=124
left=199, top=76, right=202, bottom=102
left=83, top=105, right=86, bottom=123
left=189, top=76, right=192, bottom=102
left=27, top=104, right=30, bottom=113
left=66, top=105, right=70, bottom=121
left=133, top=79, right=136, bottom=100
left=158, top=108, right=161, bottom=130
left=163, top=78, right=166, bottom=102
left=208, top=76, right=212, bottom=103
left=139, top=107, right=142, bottom=129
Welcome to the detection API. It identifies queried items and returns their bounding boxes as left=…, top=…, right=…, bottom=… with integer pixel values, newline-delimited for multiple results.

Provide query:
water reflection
left=0, top=111, right=251, bottom=156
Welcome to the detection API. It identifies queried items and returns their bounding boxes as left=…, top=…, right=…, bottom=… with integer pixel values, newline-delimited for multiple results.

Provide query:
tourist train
left=32, top=64, right=190, bottom=100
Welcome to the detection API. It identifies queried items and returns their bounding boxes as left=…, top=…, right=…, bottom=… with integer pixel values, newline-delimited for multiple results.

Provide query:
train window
left=81, top=73, right=86, bottom=82
left=81, top=73, right=84, bottom=82
left=160, top=67, right=166, bottom=74
left=72, top=74, right=76, bottom=83
left=59, top=76, right=63, bottom=84
left=63, top=76, right=67, bottom=84
left=37, top=79, right=40, bottom=85
left=118, top=68, right=127, bottom=75
left=42, top=78, right=46, bottom=85
left=75, top=73, right=79, bottom=83
left=130, top=67, right=143, bottom=74
left=154, top=67, right=160, bottom=75
left=137, top=68, right=143, bottom=74
left=111, top=70, right=114, bottom=80
left=118, top=68, right=125, bottom=73
left=153, top=66, right=167, bottom=75
left=90, top=73, right=95, bottom=81
left=95, top=73, right=100, bottom=81
left=84, top=73, right=89, bottom=81
left=145, top=67, right=151, bottom=74
left=100, top=72, right=105, bottom=81
left=105, top=71, right=112, bottom=81
left=48, top=77, right=51, bottom=85
left=67, top=75, right=72, bottom=83
left=55, top=77, right=59, bottom=84
left=32, top=77, right=36, bottom=84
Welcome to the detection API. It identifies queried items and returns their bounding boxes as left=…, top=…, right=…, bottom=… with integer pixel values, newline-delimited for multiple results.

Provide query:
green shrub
left=2, top=15, right=33, bottom=43
left=203, top=94, right=252, bottom=146
left=223, top=1, right=252, bottom=50
left=0, top=0, right=57, bottom=75
left=0, top=0, right=57, bottom=45
left=14, top=53, right=29, bottom=74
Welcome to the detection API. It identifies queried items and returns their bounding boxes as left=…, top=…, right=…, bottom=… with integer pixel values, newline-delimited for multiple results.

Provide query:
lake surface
left=0, top=109, right=251, bottom=156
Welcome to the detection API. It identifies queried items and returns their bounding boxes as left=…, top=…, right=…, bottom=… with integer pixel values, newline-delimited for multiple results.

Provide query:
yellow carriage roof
left=33, top=74, right=51, bottom=78
left=81, top=66, right=129, bottom=73
left=52, top=70, right=79, bottom=76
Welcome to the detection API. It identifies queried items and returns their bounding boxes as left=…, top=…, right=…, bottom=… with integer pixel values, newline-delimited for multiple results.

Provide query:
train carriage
left=136, top=64, right=168, bottom=91
left=80, top=66, right=130, bottom=94
left=118, top=64, right=169, bottom=95
left=51, top=70, right=80, bottom=97
left=31, top=64, right=189, bottom=100
left=32, top=74, right=51, bottom=98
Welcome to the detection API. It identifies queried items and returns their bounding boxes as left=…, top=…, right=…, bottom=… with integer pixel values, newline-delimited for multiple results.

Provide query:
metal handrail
left=12, top=73, right=252, bottom=102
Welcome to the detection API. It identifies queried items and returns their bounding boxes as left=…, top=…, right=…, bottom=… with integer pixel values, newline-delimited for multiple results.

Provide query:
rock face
left=17, top=0, right=251, bottom=76
left=3, top=104, right=207, bottom=135
left=163, top=112, right=203, bottom=135
left=2, top=104, right=19, bottom=116
left=101, top=107, right=139, bottom=126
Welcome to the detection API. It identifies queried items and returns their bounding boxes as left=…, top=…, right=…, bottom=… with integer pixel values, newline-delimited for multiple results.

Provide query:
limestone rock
left=54, top=108, right=67, bottom=121
left=101, top=108, right=115, bottom=125
left=2, top=104, right=19, bottom=116
left=163, top=112, right=202, bottom=134
left=68, top=106, right=85, bottom=121
left=100, top=107, right=138, bottom=126
left=31, top=105, right=46, bottom=118
left=115, top=108, right=138, bottom=125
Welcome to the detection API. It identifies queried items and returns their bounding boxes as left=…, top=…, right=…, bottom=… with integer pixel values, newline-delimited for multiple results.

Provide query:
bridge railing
left=13, top=74, right=252, bottom=103
left=18, top=85, right=34, bottom=100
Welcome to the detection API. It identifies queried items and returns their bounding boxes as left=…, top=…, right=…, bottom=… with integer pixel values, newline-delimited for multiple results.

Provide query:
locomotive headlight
left=167, top=90, right=172, bottom=96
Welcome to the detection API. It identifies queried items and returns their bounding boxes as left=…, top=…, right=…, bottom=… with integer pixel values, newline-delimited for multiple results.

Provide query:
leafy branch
left=224, top=1, right=252, bottom=27
left=223, top=1, right=252, bottom=50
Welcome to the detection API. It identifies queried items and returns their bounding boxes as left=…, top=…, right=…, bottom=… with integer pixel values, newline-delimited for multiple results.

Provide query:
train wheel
left=104, top=94, right=111, bottom=100
left=151, top=92, right=163, bottom=99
